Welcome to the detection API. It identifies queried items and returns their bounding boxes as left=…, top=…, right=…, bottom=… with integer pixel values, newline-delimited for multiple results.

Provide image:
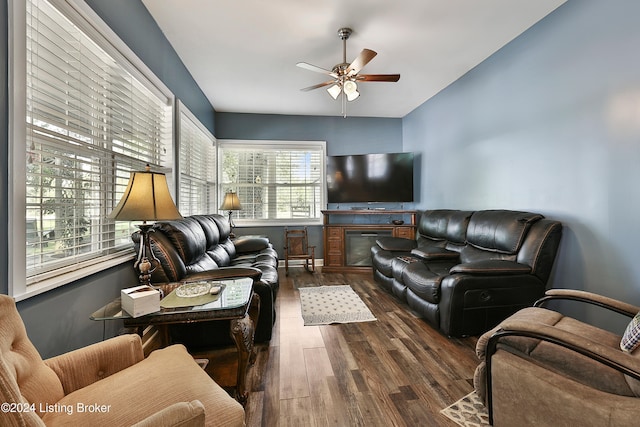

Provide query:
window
left=10, top=0, right=173, bottom=299
left=219, top=140, right=326, bottom=225
left=177, top=102, right=217, bottom=216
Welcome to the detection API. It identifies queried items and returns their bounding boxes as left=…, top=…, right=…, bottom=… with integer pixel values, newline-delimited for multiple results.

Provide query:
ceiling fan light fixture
left=327, top=84, right=342, bottom=100
left=343, top=80, right=357, bottom=94
left=297, top=27, right=399, bottom=115
left=346, top=89, right=360, bottom=102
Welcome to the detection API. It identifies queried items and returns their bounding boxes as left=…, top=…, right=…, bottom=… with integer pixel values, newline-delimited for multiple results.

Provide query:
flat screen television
left=326, top=152, right=414, bottom=204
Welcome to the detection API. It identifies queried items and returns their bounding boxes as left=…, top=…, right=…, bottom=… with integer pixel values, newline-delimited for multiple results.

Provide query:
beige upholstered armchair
left=474, top=289, right=640, bottom=426
left=0, top=295, right=245, bottom=427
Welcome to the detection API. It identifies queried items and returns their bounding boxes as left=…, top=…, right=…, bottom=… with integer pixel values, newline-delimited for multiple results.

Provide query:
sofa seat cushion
left=399, top=260, right=457, bottom=304
left=373, top=249, right=411, bottom=277
left=450, top=260, right=531, bottom=275
left=460, top=244, right=517, bottom=264
left=478, top=307, right=634, bottom=397
left=41, top=344, right=244, bottom=427
left=234, top=252, right=278, bottom=269
left=254, top=267, right=279, bottom=287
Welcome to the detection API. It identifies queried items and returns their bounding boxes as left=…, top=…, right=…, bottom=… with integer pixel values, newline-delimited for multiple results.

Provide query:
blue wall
left=216, top=112, right=402, bottom=156
left=403, top=0, right=640, bottom=331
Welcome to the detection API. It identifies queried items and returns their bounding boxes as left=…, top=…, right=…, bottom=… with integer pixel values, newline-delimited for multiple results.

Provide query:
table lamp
left=109, top=165, right=182, bottom=288
left=220, top=191, right=242, bottom=238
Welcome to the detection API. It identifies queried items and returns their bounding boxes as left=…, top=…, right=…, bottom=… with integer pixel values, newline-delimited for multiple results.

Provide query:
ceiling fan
left=297, top=27, right=400, bottom=117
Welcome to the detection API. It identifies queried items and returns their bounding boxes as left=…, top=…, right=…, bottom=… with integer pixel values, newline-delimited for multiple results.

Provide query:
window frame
left=8, top=0, right=176, bottom=301
left=176, top=100, right=217, bottom=216
left=218, top=140, right=327, bottom=227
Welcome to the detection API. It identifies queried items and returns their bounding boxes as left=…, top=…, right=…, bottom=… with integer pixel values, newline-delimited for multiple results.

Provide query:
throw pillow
left=620, top=311, right=640, bottom=352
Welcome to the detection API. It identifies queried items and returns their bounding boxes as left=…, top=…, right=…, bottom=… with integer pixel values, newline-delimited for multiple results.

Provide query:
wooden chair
left=284, top=227, right=315, bottom=275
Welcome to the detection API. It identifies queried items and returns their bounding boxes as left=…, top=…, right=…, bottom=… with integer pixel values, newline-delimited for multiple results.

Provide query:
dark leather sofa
left=371, top=209, right=562, bottom=337
left=133, top=214, right=279, bottom=343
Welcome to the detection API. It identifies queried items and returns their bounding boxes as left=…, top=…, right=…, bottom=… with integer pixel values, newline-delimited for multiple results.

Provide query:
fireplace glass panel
left=346, top=229, right=393, bottom=266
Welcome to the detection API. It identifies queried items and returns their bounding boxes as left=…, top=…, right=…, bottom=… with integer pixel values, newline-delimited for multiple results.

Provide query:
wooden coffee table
left=91, top=277, right=259, bottom=405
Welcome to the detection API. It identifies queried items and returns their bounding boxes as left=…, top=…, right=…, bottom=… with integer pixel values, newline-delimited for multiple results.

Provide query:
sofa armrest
left=535, top=289, right=640, bottom=317
left=411, top=247, right=459, bottom=261
left=44, top=334, right=144, bottom=395
left=131, top=400, right=205, bottom=427
left=449, top=260, right=532, bottom=275
left=184, top=266, right=262, bottom=283
left=233, top=235, right=270, bottom=254
left=376, top=237, right=417, bottom=252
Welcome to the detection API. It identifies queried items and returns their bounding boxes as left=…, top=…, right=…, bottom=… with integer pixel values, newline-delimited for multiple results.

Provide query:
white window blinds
left=23, top=0, right=173, bottom=286
left=219, top=141, right=326, bottom=224
left=178, top=103, right=217, bottom=216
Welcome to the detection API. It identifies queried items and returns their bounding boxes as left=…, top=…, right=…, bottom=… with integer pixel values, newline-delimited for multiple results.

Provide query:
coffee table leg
left=230, top=293, right=260, bottom=405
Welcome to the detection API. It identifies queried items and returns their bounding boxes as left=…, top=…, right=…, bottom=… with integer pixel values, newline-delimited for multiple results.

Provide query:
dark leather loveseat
left=133, top=214, right=279, bottom=343
left=371, top=209, right=562, bottom=337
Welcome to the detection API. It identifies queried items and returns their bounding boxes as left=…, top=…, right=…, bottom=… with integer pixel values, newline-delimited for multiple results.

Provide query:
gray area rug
left=298, top=285, right=377, bottom=326
left=440, top=391, right=490, bottom=426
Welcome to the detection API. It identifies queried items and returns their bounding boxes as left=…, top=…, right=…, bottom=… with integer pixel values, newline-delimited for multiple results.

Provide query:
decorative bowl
left=176, top=281, right=211, bottom=298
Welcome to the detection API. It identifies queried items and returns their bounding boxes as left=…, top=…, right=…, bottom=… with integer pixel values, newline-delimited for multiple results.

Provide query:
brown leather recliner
left=474, top=289, right=640, bottom=426
left=371, top=209, right=562, bottom=337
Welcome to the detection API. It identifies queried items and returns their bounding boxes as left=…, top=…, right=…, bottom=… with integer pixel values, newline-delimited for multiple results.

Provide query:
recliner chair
left=474, top=289, right=640, bottom=426
left=0, top=294, right=244, bottom=427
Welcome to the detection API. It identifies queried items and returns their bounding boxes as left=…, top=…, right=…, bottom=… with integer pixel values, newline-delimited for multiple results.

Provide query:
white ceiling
left=142, top=0, right=566, bottom=118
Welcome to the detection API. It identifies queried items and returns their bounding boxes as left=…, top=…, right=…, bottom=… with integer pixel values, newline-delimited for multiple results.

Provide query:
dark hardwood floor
left=243, top=267, right=479, bottom=427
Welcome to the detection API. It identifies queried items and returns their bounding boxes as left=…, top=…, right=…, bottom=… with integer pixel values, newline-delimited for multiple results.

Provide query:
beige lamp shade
left=109, top=165, right=182, bottom=221
left=220, top=191, right=242, bottom=211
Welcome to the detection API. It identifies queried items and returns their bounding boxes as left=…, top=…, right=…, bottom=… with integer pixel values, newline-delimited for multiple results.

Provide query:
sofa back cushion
left=0, top=295, right=64, bottom=419
left=417, top=210, right=473, bottom=245
left=191, top=215, right=221, bottom=249
left=210, top=215, right=232, bottom=241
left=146, top=231, right=188, bottom=282
left=153, top=217, right=227, bottom=276
left=154, top=218, right=208, bottom=265
left=465, top=210, right=543, bottom=255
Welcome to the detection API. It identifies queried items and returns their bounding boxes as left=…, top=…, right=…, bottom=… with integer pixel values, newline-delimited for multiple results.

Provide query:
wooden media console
left=322, top=209, right=417, bottom=273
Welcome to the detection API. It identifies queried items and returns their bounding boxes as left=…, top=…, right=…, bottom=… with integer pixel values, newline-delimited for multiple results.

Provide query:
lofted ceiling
left=142, top=0, right=566, bottom=118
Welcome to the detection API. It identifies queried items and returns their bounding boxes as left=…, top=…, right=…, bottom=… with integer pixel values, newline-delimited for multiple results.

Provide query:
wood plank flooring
left=244, top=268, right=479, bottom=427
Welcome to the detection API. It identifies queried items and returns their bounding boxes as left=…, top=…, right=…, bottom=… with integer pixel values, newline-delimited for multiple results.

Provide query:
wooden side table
left=91, top=278, right=260, bottom=405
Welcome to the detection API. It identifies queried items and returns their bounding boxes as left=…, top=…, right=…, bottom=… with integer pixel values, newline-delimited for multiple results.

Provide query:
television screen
left=326, top=152, right=414, bottom=203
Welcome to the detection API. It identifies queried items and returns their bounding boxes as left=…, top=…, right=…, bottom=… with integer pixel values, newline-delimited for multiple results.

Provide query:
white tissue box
left=121, top=285, right=161, bottom=317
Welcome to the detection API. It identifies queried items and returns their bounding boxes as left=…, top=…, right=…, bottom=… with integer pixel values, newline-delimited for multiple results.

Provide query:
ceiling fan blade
left=357, top=74, right=401, bottom=82
left=346, top=49, right=377, bottom=75
left=296, top=62, right=338, bottom=77
left=300, top=81, right=336, bottom=92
